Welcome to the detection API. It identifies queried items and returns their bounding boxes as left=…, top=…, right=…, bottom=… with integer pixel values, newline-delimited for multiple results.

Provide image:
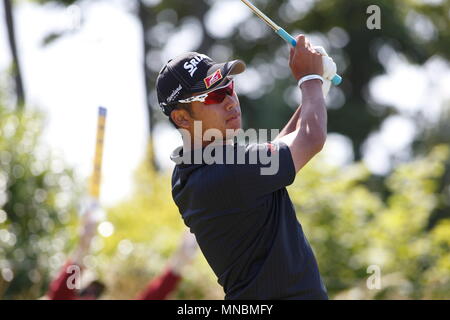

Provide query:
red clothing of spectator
left=47, top=260, right=181, bottom=300
left=47, top=260, right=80, bottom=300
left=135, top=268, right=181, bottom=300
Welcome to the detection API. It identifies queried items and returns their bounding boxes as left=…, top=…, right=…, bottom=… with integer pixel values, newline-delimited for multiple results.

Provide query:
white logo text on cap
left=168, top=84, right=182, bottom=103
left=184, top=55, right=207, bottom=77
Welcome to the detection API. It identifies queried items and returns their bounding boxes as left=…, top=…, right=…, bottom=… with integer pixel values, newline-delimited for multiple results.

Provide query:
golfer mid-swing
left=156, top=35, right=336, bottom=299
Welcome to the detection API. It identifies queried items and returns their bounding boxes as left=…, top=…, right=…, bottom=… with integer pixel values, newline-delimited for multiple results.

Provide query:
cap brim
left=190, top=60, right=246, bottom=94
left=210, top=60, right=246, bottom=81
left=225, top=60, right=246, bottom=76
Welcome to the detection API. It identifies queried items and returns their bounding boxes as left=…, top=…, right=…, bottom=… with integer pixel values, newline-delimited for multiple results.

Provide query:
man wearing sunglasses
left=156, top=34, right=334, bottom=300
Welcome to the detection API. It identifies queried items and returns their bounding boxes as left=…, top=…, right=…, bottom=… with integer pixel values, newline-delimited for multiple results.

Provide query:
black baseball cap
left=156, top=52, right=246, bottom=116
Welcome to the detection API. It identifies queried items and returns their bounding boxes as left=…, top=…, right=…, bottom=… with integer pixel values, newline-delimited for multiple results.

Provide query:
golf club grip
left=276, top=28, right=343, bottom=86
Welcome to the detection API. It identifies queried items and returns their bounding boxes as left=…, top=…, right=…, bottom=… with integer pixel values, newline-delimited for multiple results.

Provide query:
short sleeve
left=231, top=141, right=296, bottom=200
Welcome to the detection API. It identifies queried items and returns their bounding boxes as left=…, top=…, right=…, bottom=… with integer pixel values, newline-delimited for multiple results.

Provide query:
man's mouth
left=226, top=113, right=241, bottom=123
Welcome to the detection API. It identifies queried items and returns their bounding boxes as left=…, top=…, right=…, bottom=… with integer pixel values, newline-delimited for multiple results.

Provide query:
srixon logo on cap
left=204, top=69, right=223, bottom=89
left=184, top=55, right=206, bottom=77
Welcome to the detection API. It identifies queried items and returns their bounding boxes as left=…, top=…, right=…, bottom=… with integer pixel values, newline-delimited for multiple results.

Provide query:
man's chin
left=225, top=129, right=240, bottom=140
left=226, top=118, right=241, bottom=131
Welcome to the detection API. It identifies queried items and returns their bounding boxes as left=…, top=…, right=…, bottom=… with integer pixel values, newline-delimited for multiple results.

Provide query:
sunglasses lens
left=204, top=81, right=234, bottom=105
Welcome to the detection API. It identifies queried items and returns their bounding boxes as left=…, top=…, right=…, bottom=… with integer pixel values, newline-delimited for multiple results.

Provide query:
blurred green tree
left=413, top=102, right=450, bottom=228
left=290, top=144, right=450, bottom=299
left=0, top=102, right=80, bottom=299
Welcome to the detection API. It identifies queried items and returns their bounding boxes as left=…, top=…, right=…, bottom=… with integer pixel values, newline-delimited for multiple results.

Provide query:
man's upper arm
left=274, top=128, right=325, bottom=174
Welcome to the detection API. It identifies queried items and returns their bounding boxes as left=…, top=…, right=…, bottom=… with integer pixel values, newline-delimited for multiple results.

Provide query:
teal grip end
left=331, top=74, right=342, bottom=86
left=276, top=28, right=343, bottom=86
left=276, top=28, right=297, bottom=47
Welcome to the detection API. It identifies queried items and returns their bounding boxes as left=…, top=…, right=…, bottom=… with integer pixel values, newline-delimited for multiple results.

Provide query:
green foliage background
left=1, top=102, right=449, bottom=299
left=0, top=104, right=80, bottom=299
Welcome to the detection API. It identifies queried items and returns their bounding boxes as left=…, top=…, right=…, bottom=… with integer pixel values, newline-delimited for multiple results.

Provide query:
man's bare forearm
left=275, top=104, right=302, bottom=140
left=296, top=80, right=327, bottom=148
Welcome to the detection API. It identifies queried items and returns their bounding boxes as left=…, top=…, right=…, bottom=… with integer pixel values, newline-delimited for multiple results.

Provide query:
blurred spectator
left=45, top=211, right=198, bottom=300
left=136, top=231, right=198, bottom=300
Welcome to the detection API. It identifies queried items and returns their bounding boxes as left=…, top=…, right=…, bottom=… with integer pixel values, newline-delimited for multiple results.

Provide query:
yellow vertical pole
left=89, top=107, right=107, bottom=201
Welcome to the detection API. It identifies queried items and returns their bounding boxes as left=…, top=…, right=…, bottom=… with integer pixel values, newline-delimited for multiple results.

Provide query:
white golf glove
left=314, top=46, right=337, bottom=98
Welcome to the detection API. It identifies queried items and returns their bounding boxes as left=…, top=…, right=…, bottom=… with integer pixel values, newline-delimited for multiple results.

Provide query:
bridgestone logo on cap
left=204, top=69, right=223, bottom=89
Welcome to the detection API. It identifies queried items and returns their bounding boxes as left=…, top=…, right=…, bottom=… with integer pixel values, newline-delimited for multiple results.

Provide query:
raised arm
left=275, top=35, right=327, bottom=174
left=137, top=231, right=198, bottom=300
left=274, top=104, right=302, bottom=140
left=47, top=211, right=98, bottom=299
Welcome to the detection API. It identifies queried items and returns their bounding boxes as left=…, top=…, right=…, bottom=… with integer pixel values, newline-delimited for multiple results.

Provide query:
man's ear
left=171, top=109, right=191, bottom=129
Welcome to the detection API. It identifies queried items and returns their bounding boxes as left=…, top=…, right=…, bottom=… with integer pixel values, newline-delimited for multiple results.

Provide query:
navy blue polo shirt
left=170, top=141, right=328, bottom=300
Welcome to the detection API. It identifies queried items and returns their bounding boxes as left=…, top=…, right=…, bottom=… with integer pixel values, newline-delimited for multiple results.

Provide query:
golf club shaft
left=240, top=0, right=342, bottom=85
left=240, top=0, right=280, bottom=31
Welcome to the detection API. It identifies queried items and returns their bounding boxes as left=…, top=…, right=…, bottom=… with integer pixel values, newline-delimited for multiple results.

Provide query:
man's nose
left=223, top=94, right=237, bottom=111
